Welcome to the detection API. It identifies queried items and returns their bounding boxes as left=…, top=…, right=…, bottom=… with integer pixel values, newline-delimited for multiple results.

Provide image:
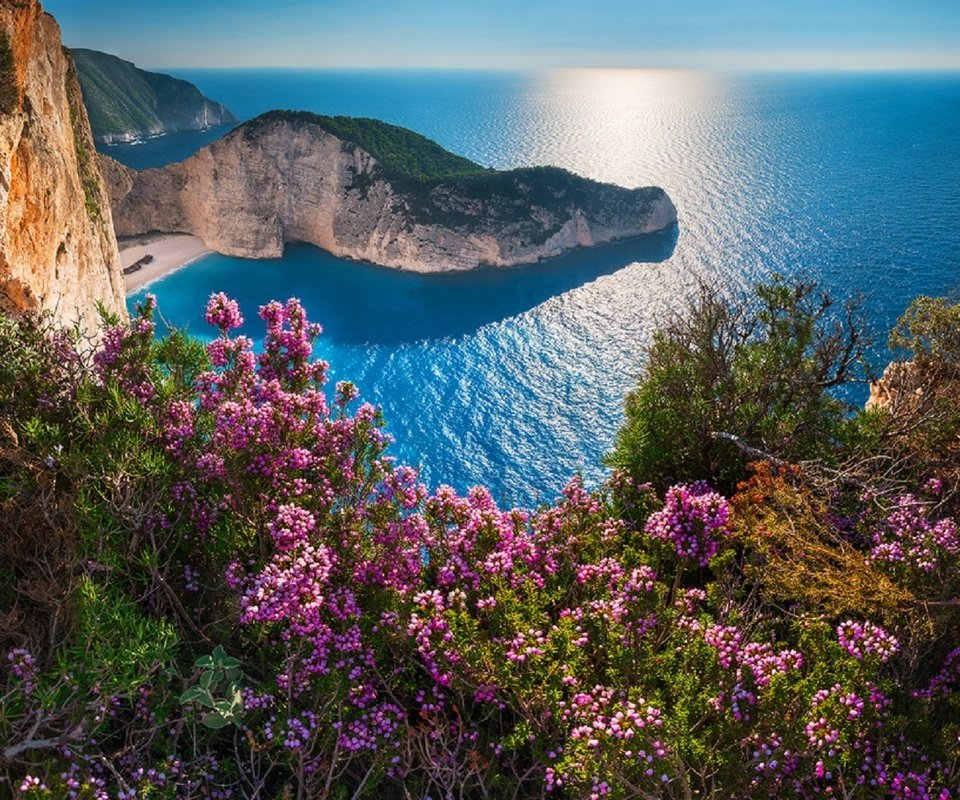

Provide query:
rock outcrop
left=71, top=48, right=237, bottom=145
left=103, top=111, right=678, bottom=272
left=0, top=0, right=126, bottom=334
left=866, top=361, right=917, bottom=412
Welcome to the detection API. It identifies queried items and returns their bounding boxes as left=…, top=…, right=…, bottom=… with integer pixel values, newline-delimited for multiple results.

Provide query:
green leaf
left=212, top=645, right=227, bottom=662
left=221, top=656, right=241, bottom=669
left=195, top=655, right=214, bottom=669
left=179, top=686, right=206, bottom=704
left=213, top=699, right=233, bottom=715
left=202, top=711, right=229, bottom=729
left=199, top=671, right=214, bottom=689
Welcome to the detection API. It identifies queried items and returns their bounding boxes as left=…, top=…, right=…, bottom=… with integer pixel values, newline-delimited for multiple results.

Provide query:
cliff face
left=866, top=361, right=921, bottom=412
left=103, top=112, right=678, bottom=272
left=71, top=49, right=237, bottom=145
left=0, top=0, right=126, bottom=333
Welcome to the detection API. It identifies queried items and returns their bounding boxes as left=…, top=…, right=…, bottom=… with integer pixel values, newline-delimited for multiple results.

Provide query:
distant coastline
left=71, top=48, right=237, bottom=144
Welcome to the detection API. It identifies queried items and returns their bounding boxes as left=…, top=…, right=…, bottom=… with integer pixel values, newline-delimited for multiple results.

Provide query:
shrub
left=607, top=275, right=865, bottom=495
left=875, top=295, right=960, bottom=510
left=0, top=291, right=957, bottom=799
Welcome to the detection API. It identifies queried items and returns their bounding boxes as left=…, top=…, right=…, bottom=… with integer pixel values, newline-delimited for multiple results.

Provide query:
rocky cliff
left=103, top=111, right=678, bottom=272
left=71, top=48, right=237, bottom=145
left=866, top=361, right=921, bottom=412
left=0, top=0, right=126, bottom=334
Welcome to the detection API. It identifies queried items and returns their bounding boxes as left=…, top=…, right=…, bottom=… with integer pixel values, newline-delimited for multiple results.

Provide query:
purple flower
left=645, top=482, right=731, bottom=566
left=837, top=619, right=899, bottom=663
left=205, top=292, right=244, bottom=331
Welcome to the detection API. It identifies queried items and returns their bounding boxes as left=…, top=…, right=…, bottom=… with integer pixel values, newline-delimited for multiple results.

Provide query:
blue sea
left=115, top=69, right=960, bottom=507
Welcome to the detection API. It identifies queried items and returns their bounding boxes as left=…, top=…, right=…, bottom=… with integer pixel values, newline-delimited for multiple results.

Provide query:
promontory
left=71, top=48, right=237, bottom=145
left=102, top=111, right=678, bottom=272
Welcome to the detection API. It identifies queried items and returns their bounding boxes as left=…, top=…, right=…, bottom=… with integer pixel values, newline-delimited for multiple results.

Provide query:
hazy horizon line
left=98, top=59, right=960, bottom=75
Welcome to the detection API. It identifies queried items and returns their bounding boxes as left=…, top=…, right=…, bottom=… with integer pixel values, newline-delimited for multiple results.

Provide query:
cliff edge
left=103, top=111, right=678, bottom=272
left=71, top=48, right=237, bottom=145
left=0, top=0, right=126, bottom=333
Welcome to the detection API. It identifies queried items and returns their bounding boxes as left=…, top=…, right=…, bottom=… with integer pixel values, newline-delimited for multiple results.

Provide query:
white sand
left=119, top=233, right=212, bottom=294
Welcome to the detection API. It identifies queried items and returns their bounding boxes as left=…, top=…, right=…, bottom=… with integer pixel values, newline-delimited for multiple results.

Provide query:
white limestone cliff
left=103, top=113, right=677, bottom=273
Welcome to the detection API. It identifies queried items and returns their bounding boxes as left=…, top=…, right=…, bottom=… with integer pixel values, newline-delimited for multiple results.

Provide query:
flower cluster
left=4, top=295, right=957, bottom=799
left=204, top=292, right=244, bottom=332
left=913, top=647, right=960, bottom=700
left=703, top=626, right=804, bottom=722
left=91, top=298, right=158, bottom=403
left=869, top=495, right=960, bottom=574
left=644, top=481, right=731, bottom=566
left=7, top=647, right=37, bottom=695
left=836, top=620, right=900, bottom=663
left=552, top=686, right=670, bottom=798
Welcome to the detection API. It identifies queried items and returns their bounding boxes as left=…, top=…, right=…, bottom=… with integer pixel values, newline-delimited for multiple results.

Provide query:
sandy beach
left=120, top=233, right=212, bottom=294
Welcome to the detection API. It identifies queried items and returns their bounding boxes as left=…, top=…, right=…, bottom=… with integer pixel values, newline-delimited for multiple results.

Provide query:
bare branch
left=709, top=431, right=787, bottom=467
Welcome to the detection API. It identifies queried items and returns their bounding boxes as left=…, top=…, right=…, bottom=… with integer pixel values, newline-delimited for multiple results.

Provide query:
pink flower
left=205, top=292, right=244, bottom=331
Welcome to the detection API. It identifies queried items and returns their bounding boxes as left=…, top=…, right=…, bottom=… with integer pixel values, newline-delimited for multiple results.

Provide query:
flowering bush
left=0, top=293, right=958, bottom=798
left=643, top=481, right=731, bottom=567
left=836, top=619, right=900, bottom=663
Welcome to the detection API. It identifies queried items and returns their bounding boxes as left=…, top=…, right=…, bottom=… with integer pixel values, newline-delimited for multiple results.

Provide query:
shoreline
left=120, top=233, right=212, bottom=295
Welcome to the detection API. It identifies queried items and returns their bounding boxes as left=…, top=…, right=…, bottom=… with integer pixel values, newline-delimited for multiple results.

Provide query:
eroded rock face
left=103, top=114, right=678, bottom=272
left=0, top=0, right=126, bottom=334
left=866, top=361, right=922, bottom=412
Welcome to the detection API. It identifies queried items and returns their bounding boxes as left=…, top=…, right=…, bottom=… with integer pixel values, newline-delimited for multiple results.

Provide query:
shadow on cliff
left=296, top=226, right=677, bottom=345
left=140, top=225, right=678, bottom=345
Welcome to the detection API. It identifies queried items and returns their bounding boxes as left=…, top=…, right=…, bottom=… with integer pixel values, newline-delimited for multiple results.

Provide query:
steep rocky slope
left=0, top=0, right=126, bottom=334
left=103, top=111, right=677, bottom=272
left=71, top=48, right=237, bottom=144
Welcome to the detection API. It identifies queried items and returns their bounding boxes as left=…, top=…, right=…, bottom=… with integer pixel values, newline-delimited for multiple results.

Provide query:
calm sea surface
left=117, top=69, right=960, bottom=506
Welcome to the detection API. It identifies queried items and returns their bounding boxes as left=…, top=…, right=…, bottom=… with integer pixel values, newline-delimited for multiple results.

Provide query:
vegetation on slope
left=247, top=110, right=492, bottom=182
left=64, top=58, right=101, bottom=221
left=70, top=48, right=236, bottom=140
left=0, top=280, right=958, bottom=798
left=244, top=111, right=665, bottom=240
left=0, top=31, right=17, bottom=115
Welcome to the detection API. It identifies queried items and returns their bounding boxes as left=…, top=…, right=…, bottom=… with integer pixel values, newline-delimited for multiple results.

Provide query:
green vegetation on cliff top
left=247, top=110, right=492, bottom=182
left=243, top=111, right=664, bottom=237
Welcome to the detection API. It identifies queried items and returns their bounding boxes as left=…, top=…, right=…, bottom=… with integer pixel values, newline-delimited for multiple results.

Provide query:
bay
left=117, top=69, right=960, bottom=506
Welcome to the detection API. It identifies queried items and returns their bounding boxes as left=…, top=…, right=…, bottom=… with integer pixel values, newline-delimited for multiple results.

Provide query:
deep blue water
left=117, top=69, right=960, bottom=507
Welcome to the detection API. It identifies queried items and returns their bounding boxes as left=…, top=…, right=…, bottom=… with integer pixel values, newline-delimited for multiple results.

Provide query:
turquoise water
left=118, top=70, right=960, bottom=506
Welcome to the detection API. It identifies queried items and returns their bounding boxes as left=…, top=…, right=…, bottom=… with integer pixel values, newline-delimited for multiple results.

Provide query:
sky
left=43, top=0, right=960, bottom=71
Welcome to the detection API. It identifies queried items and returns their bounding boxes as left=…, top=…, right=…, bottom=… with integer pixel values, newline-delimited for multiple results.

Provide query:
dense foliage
left=607, top=276, right=865, bottom=494
left=1, top=282, right=959, bottom=799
